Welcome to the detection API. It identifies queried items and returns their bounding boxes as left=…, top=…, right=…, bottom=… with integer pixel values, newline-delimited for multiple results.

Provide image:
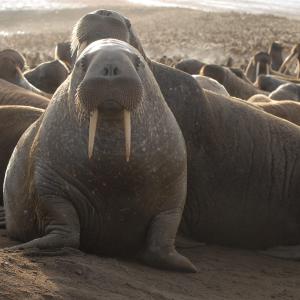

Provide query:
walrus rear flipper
left=0, top=206, right=5, bottom=228
left=260, top=246, right=300, bottom=260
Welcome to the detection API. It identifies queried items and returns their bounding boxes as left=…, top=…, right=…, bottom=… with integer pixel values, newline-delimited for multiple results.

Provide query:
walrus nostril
left=101, top=65, right=120, bottom=77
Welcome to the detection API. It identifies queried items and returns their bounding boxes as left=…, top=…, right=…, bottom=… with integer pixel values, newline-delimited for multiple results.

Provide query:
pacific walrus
left=174, top=59, right=206, bottom=75
left=55, top=41, right=74, bottom=70
left=269, top=41, right=284, bottom=71
left=192, top=75, right=229, bottom=96
left=71, top=10, right=300, bottom=258
left=229, top=67, right=253, bottom=84
left=24, top=60, right=69, bottom=94
left=0, top=49, right=50, bottom=98
left=0, top=105, right=43, bottom=227
left=279, top=44, right=300, bottom=78
left=201, top=64, right=267, bottom=99
left=245, top=52, right=271, bottom=83
left=4, top=39, right=196, bottom=273
left=256, top=74, right=287, bottom=92
left=248, top=94, right=300, bottom=125
left=0, top=79, right=49, bottom=109
left=269, top=83, right=300, bottom=101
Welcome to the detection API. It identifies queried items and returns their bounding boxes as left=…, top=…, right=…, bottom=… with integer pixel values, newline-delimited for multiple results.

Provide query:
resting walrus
left=4, top=39, right=196, bottom=273
left=70, top=10, right=300, bottom=258
left=0, top=105, right=43, bottom=227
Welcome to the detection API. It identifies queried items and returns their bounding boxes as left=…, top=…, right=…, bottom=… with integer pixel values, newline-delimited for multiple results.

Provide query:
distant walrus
left=245, top=52, right=271, bottom=83
left=0, top=105, right=43, bottom=228
left=192, top=75, right=229, bottom=96
left=71, top=10, right=300, bottom=259
left=0, top=79, right=49, bottom=109
left=269, top=41, right=284, bottom=71
left=174, top=59, right=206, bottom=75
left=25, top=60, right=69, bottom=94
left=201, top=64, right=267, bottom=99
left=4, top=39, right=196, bottom=273
left=270, top=82, right=300, bottom=101
left=0, top=49, right=50, bottom=98
left=55, top=41, right=74, bottom=70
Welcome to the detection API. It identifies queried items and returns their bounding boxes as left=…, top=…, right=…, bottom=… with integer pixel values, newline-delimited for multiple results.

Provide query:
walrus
left=279, top=44, right=300, bottom=78
left=0, top=79, right=49, bottom=109
left=269, top=82, right=300, bottom=101
left=201, top=64, right=267, bottom=100
left=24, top=60, right=69, bottom=94
left=192, top=75, right=229, bottom=96
left=70, top=10, right=300, bottom=259
left=229, top=67, right=253, bottom=84
left=3, top=39, right=196, bottom=273
left=248, top=94, right=300, bottom=125
left=174, top=59, right=206, bottom=75
left=0, top=49, right=51, bottom=98
left=269, top=41, right=284, bottom=71
left=245, top=52, right=271, bottom=83
left=55, top=41, right=74, bottom=70
left=0, top=105, right=43, bottom=228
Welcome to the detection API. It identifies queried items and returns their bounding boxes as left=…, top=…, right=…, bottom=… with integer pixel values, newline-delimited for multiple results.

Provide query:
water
left=128, top=0, right=300, bottom=18
left=0, top=0, right=85, bottom=11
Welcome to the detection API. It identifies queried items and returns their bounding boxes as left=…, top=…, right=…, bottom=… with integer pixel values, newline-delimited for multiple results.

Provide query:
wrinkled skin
left=201, top=64, right=267, bottom=100
left=0, top=105, right=43, bottom=227
left=0, top=79, right=49, bottom=109
left=245, top=52, right=271, bottom=83
left=269, top=41, right=284, bottom=71
left=69, top=9, right=300, bottom=258
left=0, top=49, right=50, bottom=98
left=270, top=83, right=300, bottom=101
left=25, top=60, right=69, bottom=94
left=4, top=40, right=196, bottom=273
left=174, top=59, right=206, bottom=75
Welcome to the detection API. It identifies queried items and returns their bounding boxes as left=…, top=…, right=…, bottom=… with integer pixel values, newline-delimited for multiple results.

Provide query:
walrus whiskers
left=124, top=109, right=131, bottom=162
left=88, top=109, right=98, bottom=159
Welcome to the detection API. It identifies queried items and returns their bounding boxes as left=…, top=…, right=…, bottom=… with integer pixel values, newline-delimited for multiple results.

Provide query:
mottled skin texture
left=24, top=60, right=69, bottom=94
left=270, top=83, right=300, bottom=101
left=245, top=52, right=271, bottom=83
left=0, top=49, right=49, bottom=97
left=0, top=79, right=49, bottom=109
left=201, top=64, right=267, bottom=100
left=71, top=10, right=300, bottom=256
left=0, top=105, right=43, bottom=227
left=174, top=59, right=206, bottom=75
left=4, top=40, right=195, bottom=272
left=269, top=41, right=284, bottom=71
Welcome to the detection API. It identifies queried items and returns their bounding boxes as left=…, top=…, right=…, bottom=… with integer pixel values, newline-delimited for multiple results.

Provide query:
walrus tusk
left=124, top=110, right=131, bottom=162
left=88, top=110, right=99, bottom=159
left=255, top=62, right=260, bottom=80
left=280, top=53, right=297, bottom=74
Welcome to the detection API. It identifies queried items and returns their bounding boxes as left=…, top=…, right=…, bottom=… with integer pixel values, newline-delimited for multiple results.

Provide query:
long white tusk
left=124, top=110, right=131, bottom=162
left=296, top=60, right=300, bottom=79
left=256, top=62, right=260, bottom=80
left=88, top=109, right=99, bottom=159
left=280, top=53, right=297, bottom=74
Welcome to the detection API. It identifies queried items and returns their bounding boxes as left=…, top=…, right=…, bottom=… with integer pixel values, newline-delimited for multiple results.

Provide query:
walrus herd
left=1, top=9, right=300, bottom=272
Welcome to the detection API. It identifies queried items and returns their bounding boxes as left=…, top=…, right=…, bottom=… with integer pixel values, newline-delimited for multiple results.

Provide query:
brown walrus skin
left=201, top=64, right=268, bottom=100
left=3, top=39, right=196, bottom=273
left=270, top=83, right=300, bottom=102
left=67, top=10, right=300, bottom=259
left=0, top=105, right=43, bottom=227
left=0, top=79, right=49, bottom=109
left=174, top=59, right=206, bottom=75
left=24, top=60, right=69, bottom=94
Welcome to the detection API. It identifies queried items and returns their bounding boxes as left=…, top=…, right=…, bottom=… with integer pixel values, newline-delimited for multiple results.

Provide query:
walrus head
left=70, top=39, right=146, bottom=161
left=279, top=44, right=300, bottom=77
left=71, top=10, right=147, bottom=63
left=253, top=52, right=271, bottom=78
left=0, top=49, right=50, bottom=96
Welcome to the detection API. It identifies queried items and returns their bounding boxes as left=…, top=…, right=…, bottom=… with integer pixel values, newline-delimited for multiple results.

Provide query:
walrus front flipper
left=260, top=245, right=300, bottom=260
left=140, top=209, right=197, bottom=273
left=0, top=206, right=5, bottom=228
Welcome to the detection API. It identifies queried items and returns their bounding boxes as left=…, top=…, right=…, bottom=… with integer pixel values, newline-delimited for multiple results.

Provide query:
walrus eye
left=80, top=58, right=87, bottom=72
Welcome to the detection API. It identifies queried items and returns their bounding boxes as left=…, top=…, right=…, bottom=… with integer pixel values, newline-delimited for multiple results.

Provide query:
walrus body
left=174, top=59, right=205, bottom=75
left=70, top=10, right=300, bottom=257
left=25, top=60, right=69, bottom=94
left=245, top=52, right=271, bottom=83
left=270, top=83, right=300, bottom=101
left=0, top=79, right=49, bottom=109
left=192, top=75, right=229, bottom=96
left=0, top=105, right=43, bottom=227
left=201, top=64, right=267, bottom=100
left=4, top=40, right=195, bottom=272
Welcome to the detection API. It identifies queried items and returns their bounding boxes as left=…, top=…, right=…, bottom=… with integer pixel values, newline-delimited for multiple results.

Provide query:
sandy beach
left=2, top=1, right=300, bottom=299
